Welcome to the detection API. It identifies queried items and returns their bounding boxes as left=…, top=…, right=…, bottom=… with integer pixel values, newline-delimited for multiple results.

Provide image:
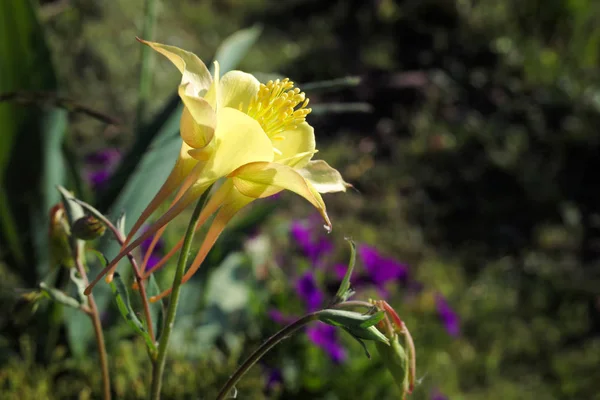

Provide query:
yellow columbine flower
left=85, top=39, right=349, bottom=295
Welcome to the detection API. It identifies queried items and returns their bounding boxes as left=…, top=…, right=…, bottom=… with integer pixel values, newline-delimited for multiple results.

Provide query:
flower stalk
left=73, top=242, right=111, bottom=400
left=149, top=187, right=212, bottom=399
left=215, top=312, right=321, bottom=400
left=75, top=199, right=155, bottom=342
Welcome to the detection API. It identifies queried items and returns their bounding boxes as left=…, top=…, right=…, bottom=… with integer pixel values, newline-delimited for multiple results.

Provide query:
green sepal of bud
left=375, top=333, right=412, bottom=398
left=317, top=309, right=389, bottom=345
left=71, top=215, right=106, bottom=241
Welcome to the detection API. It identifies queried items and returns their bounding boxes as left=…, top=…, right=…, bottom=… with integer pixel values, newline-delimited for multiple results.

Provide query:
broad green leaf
left=213, top=25, right=263, bottom=74
left=0, top=0, right=66, bottom=279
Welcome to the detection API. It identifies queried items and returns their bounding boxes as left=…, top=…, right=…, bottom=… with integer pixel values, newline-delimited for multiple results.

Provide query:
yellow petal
left=150, top=181, right=254, bottom=301
left=139, top=39, right=212, bottom=96
left=179, top=86, right=216, bottom=149
left=219, top=70, right=260, bottom=111
left=230, top=161, right=331, bottom=229
left=274, top=122, right=315, bottom=167
left=297, top=160, right=351, bottom=193
left=189, top=107, right=274, bottom=177
left=204, top=61, right=220, bottom=109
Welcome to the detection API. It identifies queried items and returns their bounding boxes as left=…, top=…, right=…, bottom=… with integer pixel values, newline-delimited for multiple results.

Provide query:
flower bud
left=370, top=300, right=416, bottom=399
left=71, top=215, right=106, bottom=241
left=49, top=203, right=74, bottom=268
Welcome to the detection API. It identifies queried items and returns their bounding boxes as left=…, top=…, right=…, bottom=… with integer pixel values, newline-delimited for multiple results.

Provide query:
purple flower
left=264, top=367, right=283, bottom=392
left=435, top=294, right=460, bottom=337
left=290, top=220, right=333, bottom=265
left=295, top=272, right=323, bottom=311
left=86, top=170, right=111, bottom=188
left=267, top=309, right=295, bottom=325
left=85, top=149, right=121, bottom=165
left=140, top=228, right=165, bottom=272
left=431, top=390, right=449, bottom=400
left=359, top=244, right=408, bottom=286
left=84, top=148, right=122, bottom=190
left=307, top=323, right=346, bottom=363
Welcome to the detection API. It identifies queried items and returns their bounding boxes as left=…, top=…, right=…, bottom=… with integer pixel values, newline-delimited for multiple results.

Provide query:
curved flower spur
left=85, top=39, right=350, bottom=300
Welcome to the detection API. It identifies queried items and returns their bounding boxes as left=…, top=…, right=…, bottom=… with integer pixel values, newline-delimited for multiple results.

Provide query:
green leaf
left=341, top=329, right=372, bottom=359
left=109, top=272, right=157, bottom=353
left=146, top=273, right=165, bottom=341
left=213, top=24, right=263, bottom=74
left=317, top=309, right=388, bottom=344
left=334, top=239, right=357, bottom=303
left=69, top=269, right=88, bottom=307
left=39, top=282, right=81, bottom=309
left=0, top=0, right=67, bottom=280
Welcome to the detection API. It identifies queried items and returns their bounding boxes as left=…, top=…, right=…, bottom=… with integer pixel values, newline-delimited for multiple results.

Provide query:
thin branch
left=73, top=245, right=111, bottom=400
left=0, top=91, right=120, bottom=125
left=75, top=199, right=155, bottom=341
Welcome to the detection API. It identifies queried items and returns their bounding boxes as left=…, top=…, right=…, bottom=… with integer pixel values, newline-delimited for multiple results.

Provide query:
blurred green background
left=1, top=0, right=600, bottom=399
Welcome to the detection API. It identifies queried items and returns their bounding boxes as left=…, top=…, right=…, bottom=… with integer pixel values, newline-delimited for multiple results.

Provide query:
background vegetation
left=1, top=0, right=600, bottom=398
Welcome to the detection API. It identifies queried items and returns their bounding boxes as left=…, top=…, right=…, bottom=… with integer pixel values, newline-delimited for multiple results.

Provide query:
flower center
left=244, top=78, right=311, bottom=141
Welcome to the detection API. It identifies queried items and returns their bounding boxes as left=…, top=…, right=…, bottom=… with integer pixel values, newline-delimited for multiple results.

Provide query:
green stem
left=135, top=0, right=158, bottom=133
left=215, top=312, right=322, bottom=400
left=149, top=189, right=211, bottom=400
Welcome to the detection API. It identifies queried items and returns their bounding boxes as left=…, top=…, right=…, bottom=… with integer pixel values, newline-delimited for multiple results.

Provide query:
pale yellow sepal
left=230, top=161, right=331, bottom=229
left=178, top=85, right=216, bottom=148
left=298, top=160, right=351, bottom=193
left=138, top=38, right=212, bottom=96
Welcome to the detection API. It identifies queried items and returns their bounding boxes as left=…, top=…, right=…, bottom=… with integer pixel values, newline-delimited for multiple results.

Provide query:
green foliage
left=2, top=0, right=600, bottom=399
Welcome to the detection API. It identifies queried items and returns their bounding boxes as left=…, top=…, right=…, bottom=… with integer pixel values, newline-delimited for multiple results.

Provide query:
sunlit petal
left=139, top=38, right=212, bottom=96
left=274, top=122, right=315, bottom=167
left=189, top=107, right=274, bottom=174
left=297, top=160, right=351, bottom=193
left=230, top=161, right=331, bottom=229
left=219, top=70, right=260, bottom=111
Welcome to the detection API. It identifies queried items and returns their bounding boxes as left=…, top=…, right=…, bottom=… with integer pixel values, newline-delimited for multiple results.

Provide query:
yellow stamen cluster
left=244, top=78, right=311, bottom=140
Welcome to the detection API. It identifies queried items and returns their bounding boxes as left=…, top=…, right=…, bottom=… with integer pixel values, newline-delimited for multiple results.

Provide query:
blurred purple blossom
left=264, top=366, right=283, bottom=393
left=435, top=294, right=460, bottom=337
left=290, top=219, right=333, bottom=265
left=332, top=245, right=409, bottom=298
left=307, top=323, right=346, bottom=363
left=140, top=228, right=165, bottom=272
left=431, top=390, right=449, bottom=400
left=359, top=244, right=408, bottom=286
left=84, top=148, right=121, bottom=190
left=86, top=170, right=111, bottom=188
left=295, top=271, right=323, bottom=311
left=267, top=309, right=295, bottom=325
left=84, top=149, right=121, bottom=165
